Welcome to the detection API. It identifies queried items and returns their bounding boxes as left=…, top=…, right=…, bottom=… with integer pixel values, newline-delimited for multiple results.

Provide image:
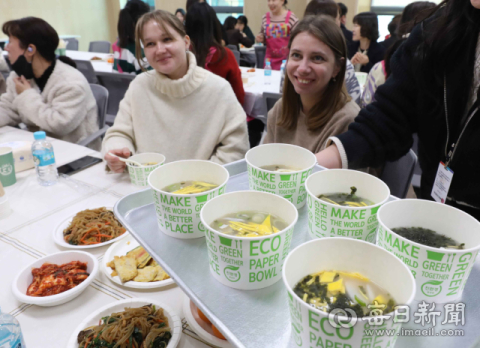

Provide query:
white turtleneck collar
left=152, top=51, right=208, bottom=99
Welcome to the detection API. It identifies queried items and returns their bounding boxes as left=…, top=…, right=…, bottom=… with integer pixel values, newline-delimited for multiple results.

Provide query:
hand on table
left=351, top=52, right=369, bottom=66
left=104, top=148, right=131, bottom=173
left=256, top=33, right=265, bottom=43
left=14, top=76, right=32, bottom=95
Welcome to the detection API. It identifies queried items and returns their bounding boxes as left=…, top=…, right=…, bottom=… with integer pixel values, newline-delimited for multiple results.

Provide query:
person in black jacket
left=224, top=16, right=253, bottom=50
left=348, top=12, right=385, bottom=73
left=380, top=14, right=400, bottom=50
left=338, top=2, right=353, bottom=45
left=316, top=0, right=480, bottom=220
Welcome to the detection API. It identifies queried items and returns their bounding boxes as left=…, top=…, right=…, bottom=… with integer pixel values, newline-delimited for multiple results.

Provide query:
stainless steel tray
left=114, top=159, right=480, bottom=348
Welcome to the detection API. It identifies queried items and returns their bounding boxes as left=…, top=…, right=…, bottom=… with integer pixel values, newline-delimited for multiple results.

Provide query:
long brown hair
left=279, top=15, right=350, bottom=131
left=135, top=10, right=187, bottom=72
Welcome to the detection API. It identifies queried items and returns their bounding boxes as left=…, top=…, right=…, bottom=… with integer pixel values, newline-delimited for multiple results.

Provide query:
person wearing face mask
left=256, top=0, right=299, bottom=70
left=102, top=10, right=249, bottom=172
left=316, top=0, right=480, bottom=220
left=0, top=17, right=99, bottom=148
left=264, top=15, right=360, bottom=154
left=304, top=0, right=361, bottom=105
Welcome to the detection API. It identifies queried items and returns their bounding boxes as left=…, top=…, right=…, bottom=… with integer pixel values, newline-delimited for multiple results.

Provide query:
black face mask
left=10, top=53, right=34, bottom=80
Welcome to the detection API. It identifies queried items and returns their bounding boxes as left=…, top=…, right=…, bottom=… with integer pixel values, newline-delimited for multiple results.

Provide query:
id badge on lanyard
left=431, top=162, right=454, bottom=203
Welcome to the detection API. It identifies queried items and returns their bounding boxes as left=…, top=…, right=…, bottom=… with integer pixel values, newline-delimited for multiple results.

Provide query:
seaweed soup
left=294, top=271, right=396, bottom=318
left=391, top=227, right=465, bottom=249
left=162, top=181, right=218, bottom=194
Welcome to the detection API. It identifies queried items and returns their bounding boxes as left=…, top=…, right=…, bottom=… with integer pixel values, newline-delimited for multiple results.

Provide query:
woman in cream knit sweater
left=103, top=10, right=249, bottom=172
left=0, top=18, right=99, bottom=148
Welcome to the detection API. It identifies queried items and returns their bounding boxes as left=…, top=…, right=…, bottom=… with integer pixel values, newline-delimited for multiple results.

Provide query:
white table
left=0, top=126, right=212, bottom=348
left=66, top=50, right=114, bottom=74
left=241, top=67, right=281, bottom=122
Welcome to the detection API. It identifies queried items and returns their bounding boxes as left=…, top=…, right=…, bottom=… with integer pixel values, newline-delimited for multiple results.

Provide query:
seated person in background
left=236, top=16, right=255, bottom=42
left=362, top=1, right=436, bottom=108
left=175, top=8, right=186, bottom=22
left=0, top=17, right=99, bottom=148
left=103, top=10, right=249, bottom=172
left=380, top=14, right=400, bottom=50
left=224, top=16, right=253, bottom=50
left=348, top=12, right=385, bottom=73
left=337, top=3, right=352, bottom=46
left=113, top=0, right=151, bottom=74
left=304, top=0, right=361, bottom=105
left=0, top=47, right=9, bottom=73
left=186, top=0, right=229, bottom=46
left=264, top=15, right=360, bottom=154
left=185, top=3, right=245, bottom=105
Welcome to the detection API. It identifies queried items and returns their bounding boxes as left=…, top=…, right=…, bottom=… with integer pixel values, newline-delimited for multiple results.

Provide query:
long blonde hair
left=279, top=15, right=350, bottom=131
left=134, top=10, right=187, bottom=72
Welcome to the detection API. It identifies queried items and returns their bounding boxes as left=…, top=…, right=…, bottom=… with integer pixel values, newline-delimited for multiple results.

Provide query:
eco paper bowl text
left=283, top=238, right=415, bottom=348
left=377, top=199, right=480, bottom=302
left=245, top=144, right=316, bottom=209
left=200, top=191, right=298, bottom=290
left=305, top=169, right=390, bottom=242
left=149, top=160, right=229, bottom=239
left=127, top=153, right=166, bottom=187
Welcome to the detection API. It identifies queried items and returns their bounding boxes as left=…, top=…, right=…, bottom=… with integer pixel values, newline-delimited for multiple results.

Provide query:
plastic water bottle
left=0, top=307, right=26, bottom=348
left=279, top=60, right=287, bottom=93
left=32, top=131, right=58, bottom=186
left=264, top=61, right=272, bottom=85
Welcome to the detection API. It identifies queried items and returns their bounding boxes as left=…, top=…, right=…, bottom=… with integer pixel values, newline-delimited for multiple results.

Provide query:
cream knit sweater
left=102, top=52, right=249, bottom=164
left=0, top=60, right=99, bottom=148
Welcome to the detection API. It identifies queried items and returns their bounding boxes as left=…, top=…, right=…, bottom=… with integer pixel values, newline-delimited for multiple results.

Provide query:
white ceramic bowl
left=12, top=251, right=99, bottom=307
left=53, top=207, right=129, bottom=249
left=182, top=295, right=232, bottom=347
left=67, top=298, right=182, bottom=348
left=102, top=234, right=174, bottom=289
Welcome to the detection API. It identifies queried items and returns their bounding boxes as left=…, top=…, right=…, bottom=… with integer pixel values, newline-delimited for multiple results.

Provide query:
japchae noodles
left=63, top=208, right=126, bottom=246
left=77, top=304, right=172, bottom=348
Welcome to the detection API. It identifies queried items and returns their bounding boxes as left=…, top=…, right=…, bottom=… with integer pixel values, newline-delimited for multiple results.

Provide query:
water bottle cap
left=34, top=131, right=46, bottom=140
left=266, top=61, right=271, bottom=66
left=282, top=60, right=287, bottom=63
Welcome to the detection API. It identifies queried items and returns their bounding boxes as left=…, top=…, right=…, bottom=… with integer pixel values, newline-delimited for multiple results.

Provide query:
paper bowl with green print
left=200, top=191, right=298, bottom=290
left=305, top=169, right=390, bottom=242
left=377, top=199, right=480, bottom=302
left=148, top=160, right=229, bottom=239
left=283, top=237, right=415, bottom=348
left=126, top=153, right=166, bottom=186
left=245, top=144, right=316, bottom=209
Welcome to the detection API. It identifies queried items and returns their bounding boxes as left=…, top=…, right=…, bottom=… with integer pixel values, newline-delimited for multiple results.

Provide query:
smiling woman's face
left=286, top=32, right=340, bottom=99
left=142, top=20, right=190, bottom=79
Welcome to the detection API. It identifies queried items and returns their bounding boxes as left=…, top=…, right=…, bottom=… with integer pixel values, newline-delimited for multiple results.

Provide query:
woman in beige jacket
left=103, top=10, right=249, bottom=172
left=0, top=18, right=99, bottom=148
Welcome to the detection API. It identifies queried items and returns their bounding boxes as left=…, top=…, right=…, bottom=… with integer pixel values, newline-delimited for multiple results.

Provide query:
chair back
left=380, top=149, right=417, bottom=199
left=65, top=38, right=79, bottom=51
left=89, top=41, right=111, bottom=53
left=97, top=73, right=135, bottom=124
left=232, top=50, right=240, bottom=66
left=254, top=46, right=266, bottom=69
left=411, top=134, right=422, bottom=188
left=258, top=92, right=282, bottom=126
left=89, top=84, right=109, bottom=128
left=227, top=44, right=238, bottom=51
left=73, top=60, right=97, bottom=83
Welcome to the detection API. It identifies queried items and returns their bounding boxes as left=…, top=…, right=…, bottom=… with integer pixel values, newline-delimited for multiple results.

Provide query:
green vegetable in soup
left=260, top=165, right=301, bottom=173
left=293, top=270, right=396, bottom=318
left=318, top=186, right=374, bottom=207
left=391, top=227, right=465, bottom=249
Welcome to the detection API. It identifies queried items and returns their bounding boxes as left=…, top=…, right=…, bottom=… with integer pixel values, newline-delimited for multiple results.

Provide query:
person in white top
left=103, top=10, right=249, bottom=172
